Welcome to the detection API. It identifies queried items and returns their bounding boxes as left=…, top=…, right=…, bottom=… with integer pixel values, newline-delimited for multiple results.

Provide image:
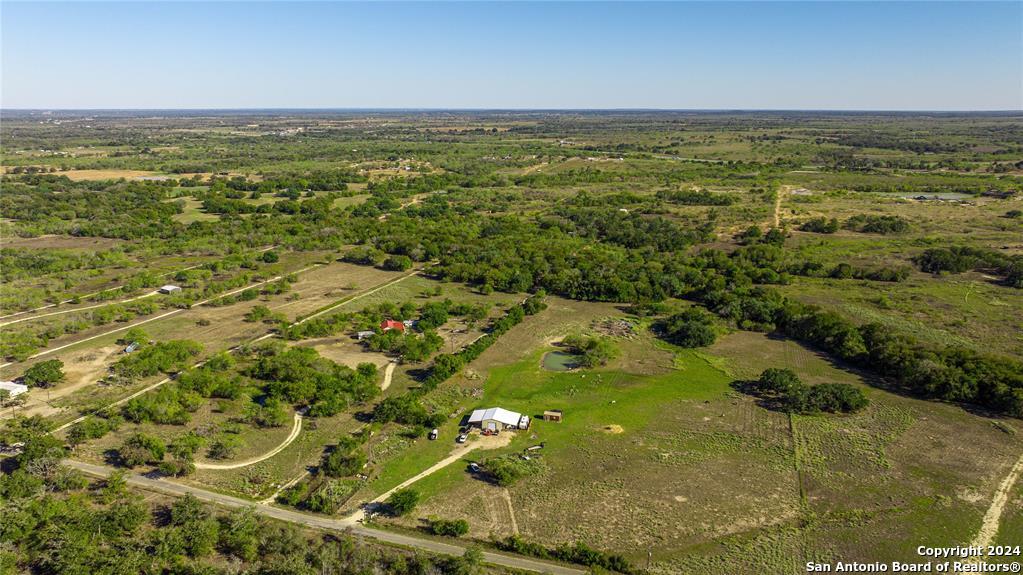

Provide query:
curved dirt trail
left=195, top=413, right=303, bottom=470
left=380, top=361, right=397, bottom=390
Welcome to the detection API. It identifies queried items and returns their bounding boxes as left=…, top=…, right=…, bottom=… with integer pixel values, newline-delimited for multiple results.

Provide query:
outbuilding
left=158, top=285, right=181, bottom=294
left=468, top=407, right=523, bottom=432
left=355, top=330, right=375, bottom=341
left=0, top=381, right=29, bottom=398
left=543, top=409, right=563, bottom=422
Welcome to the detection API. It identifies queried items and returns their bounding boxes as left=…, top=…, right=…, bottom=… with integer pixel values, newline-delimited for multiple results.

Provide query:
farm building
left=381, top=319, right=405, bottom=332
left=158, top=285, right=181, bottom=294
left=543, top=409, right=563, bottom=422
left=0, top=381, right=29, bottom=398
left=468, top=407, right=528, bottom=431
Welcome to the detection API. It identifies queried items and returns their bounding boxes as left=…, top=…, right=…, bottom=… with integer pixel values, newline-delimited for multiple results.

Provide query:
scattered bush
left=656, top=308, right=717, bottom=348
left=386, top=488, right=420, bottom=516
left=22, top=359, right=64, bottom=388
left=429, top=518, right=470, bottom=537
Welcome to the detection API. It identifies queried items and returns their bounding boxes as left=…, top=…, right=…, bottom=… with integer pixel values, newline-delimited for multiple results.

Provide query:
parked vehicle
left=468, top=462, right=481, bottom=473
left=456, top=433, right=468, bottom=443
left=428, top=428, right=439, bottom=440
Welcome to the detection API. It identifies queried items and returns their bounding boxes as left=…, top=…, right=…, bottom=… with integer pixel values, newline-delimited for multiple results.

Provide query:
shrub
left=382, top=255, right=413, bottom=271
left=22, top=359, right=64, bottom=388
left=320, top=448, right=367, bottom=478
left=800, top=217, right=839, bottom=234
left=119, top=433, right=166, bottom=467
left=745, top=369, right=868, bottom=415
left=561, top=334, right=618, bottom=367
left=430, top=518, right=470, bottom=537
left=656, top=308, right=717, bottom=348
left=386, top=488, right=420, bottom=516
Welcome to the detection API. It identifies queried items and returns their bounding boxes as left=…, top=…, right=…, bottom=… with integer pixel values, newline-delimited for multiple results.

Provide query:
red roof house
left=381, top=319, right=405, bottom=332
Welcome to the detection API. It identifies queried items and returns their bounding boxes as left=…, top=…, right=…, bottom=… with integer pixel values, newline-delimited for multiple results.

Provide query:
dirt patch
left=601, top=424, right=624, bottom=434
left=293, top=337, right=391, bottom=370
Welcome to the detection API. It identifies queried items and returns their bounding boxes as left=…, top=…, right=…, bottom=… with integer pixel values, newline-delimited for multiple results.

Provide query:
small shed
left=355, top=330, right=375, bottom=341
left=468, top=407, right=523, bottom=432
left=381, top=319, right=405, bottom=332
left=158, top=285, right=181, bottom=294
left=543, top=410, right=563, bottom=422
left=0, top=381, right=29, bottom=398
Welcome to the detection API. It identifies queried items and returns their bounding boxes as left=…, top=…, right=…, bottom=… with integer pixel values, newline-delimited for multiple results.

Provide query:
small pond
left=542, top=350, right=581, bottom=371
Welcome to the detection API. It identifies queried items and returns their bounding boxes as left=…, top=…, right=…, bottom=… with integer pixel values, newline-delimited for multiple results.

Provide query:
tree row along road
left=0, top=245, right=280, bottom=323
left=48, top=268, right=423, bottom=432
left=63, top=460, right=584, bottom=575
left=0, top=262, right=322, bottom=371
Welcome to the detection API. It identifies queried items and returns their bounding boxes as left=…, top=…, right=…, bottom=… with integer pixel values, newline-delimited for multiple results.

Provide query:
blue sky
left=2, top=1, right=1020, bottom=110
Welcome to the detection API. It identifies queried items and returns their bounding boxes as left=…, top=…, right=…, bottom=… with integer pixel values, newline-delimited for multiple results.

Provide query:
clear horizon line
left=2, top=107, right=1021, bottom=114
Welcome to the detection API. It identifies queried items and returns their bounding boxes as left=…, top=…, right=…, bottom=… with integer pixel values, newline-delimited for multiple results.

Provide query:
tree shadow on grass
left=729, top=380, right=791, bottom=413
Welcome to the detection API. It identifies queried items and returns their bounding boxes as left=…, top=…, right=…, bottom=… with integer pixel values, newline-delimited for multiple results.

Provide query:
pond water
left=542, top=350, right=581, bottom=371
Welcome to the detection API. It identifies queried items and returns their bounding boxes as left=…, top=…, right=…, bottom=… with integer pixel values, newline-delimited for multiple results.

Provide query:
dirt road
left=41, top=270, right=421, bottom=429
left=63, top=460, right=583, bottom=575
left=0, top=265, right=322, bottom=371
left=957, top=451, right=1023, bottom=573
left=380, top=361, right=397, bottom=390
left=351, top=433, right=512, bottom=522
left=0, top=291, right=161, bottom=328
left=0, top=245, right=278, bottom=322
left=195, top=413, right=303, bottom=470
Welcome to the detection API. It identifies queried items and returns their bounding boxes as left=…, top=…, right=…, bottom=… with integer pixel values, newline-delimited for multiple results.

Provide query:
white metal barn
left=468, top=407, right=524, bottom=431
left=0, top=381, right=29, bottom=398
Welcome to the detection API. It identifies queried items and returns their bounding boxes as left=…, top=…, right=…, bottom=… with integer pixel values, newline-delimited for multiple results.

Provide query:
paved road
left=65, top=460, right=583, bottom=575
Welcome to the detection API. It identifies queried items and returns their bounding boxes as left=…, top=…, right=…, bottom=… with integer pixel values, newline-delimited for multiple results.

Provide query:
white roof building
left=159, top=285, right=181, bottom=294
left=0, top=381, right=29, bottom=397
left=468, top=407, right=523, bottom=430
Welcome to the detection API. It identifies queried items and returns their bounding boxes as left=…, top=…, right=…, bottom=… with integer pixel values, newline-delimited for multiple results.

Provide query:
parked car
left=428, top=428, right=439, bottom=440
left=468, top=462, right=481, bottom=473
left=456, top=433, right=468, bottom=443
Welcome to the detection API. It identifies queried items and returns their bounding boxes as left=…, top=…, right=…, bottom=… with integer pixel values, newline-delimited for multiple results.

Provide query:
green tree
left=386, top=488, right=420, bottom=516
left=657, top=309, right=716, bottom=348
left=22, top=359, right=65, bottom=388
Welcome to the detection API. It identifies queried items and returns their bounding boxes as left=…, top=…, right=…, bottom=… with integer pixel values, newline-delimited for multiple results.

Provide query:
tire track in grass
left=957, top=451, right=1023, bottom=574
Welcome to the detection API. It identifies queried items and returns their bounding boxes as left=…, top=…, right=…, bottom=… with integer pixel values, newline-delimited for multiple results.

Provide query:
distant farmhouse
left=381, top=319, right=405, bottom=332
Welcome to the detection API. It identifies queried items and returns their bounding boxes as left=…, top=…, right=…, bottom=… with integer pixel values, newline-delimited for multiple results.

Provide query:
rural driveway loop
left=194, top=413, right=303, bottom=470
